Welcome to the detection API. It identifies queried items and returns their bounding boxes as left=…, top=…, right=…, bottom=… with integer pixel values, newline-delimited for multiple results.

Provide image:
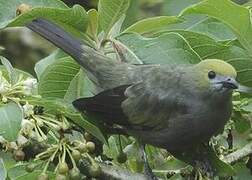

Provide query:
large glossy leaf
left=64, top=70, right=96, bottom=103
left=38, top=57, right=80, bottom=98
left=123, top=16, right=181, bottom=35
left=0, top=56, right=19, bottom=85
left=0, top=102, right=23, bottom=141
left=64, top=111, right=107, bottom=144
left=205, top=45, right=252, bottom=87
left=87, top=9, right=98, bottom=40
left=98, top=0, right=130, bottom=37
left=0, top=0, right=67, bottom=29
left=0, top=65, right=33, bottom=82
left=186, top=17, right=236, bottom=41
left=0, top=152, right=55, bottom=180
left=160, top=0, right=235, bottom=41
left=121, top=0, right=139, bottom=30
left=0, top=159, right=7, bottom=180
left=169, top=30, right=226, bottom=58
left=34, top=50, right=66, bottom=79
left=181, top=0, right=252, bottom=53
left=8, top=5, right=88, bottom=39
left=0, top=152, right=17, bottom=170
left=117, top=32, right=201, bottom=65
left=233, top=162, right=252, bottom=180
left=208, top=148, right=235, bottom=177
left=166, top=30, right=252, bottom=87
left=7, top=165, right=55, bottom=180
left=162, top=0, right=201, bottom=16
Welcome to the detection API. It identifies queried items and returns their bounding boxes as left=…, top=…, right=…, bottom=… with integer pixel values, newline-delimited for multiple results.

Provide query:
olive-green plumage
left=27, top=19, right=239, bottom=152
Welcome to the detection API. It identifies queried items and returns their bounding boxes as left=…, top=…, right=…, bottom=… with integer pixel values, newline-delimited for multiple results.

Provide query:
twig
left=99, top=163, right=148, bottom=180
left=223, top=142, right=252, bottom=164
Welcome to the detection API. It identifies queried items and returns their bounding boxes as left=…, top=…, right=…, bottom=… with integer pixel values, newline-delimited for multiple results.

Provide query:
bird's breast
left=131, top=94, right=233, bottom=151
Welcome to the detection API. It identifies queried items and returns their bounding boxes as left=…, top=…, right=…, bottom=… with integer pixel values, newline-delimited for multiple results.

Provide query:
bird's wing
left=122, top=80, right=188, bottom=130
left=72, top=85, right=131, bottom=126
left=73, top=72, right=188, bottom=130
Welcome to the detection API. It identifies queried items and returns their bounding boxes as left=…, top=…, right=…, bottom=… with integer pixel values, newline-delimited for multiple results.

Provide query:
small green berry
left=71, top=149, right=81, bottom=161
left=55, top=174, right=67, bottom=180
left=86, top=141, right=95, bottom=153
left=88, top=163, right=101, bottom=178
left=116, top=152, right=127, bottom=164
left=78, top=143, right=87, bottom=153
left=84, top=132, right=93, bottom=141
left=69, top=168, right=81, bottom=180
left=37, top=173, right=49, bottom=180
left=58, top=162, right=69, bottom=174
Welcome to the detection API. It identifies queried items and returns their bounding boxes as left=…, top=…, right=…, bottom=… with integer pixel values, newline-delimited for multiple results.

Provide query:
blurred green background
left=0, top=0, right=249, bottom=75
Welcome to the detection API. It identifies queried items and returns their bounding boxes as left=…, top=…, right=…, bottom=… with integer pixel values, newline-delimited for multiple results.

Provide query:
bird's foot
left=143, top=162, right=158, bottom=180
left=194, top=159, right=215, bottom=179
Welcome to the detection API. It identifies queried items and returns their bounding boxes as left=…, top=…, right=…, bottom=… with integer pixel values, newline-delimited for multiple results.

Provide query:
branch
left=223, top=142, right=252, bottom=164
left=99, top=163, right=148, bottom=180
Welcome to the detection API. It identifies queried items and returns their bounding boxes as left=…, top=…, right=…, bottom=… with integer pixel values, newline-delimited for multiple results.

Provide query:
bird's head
left=194, top=59, right=238, bottom=95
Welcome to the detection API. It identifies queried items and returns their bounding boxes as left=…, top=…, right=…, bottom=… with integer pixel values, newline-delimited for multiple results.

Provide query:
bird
left=26, top=18, right=240, bottom=178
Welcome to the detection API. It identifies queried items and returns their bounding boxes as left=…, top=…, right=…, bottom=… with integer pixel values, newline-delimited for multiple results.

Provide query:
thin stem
left=61, top=143, right=66, bottom=163
left=66, top=145, right=77, bottom=168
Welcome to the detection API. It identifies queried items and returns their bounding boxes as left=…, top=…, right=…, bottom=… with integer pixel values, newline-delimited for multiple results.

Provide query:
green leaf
left=162, top=0, right=202, bottom=16
left=180, top=0, right=252, bottom=53
left=103, top=135, right=132, bottom=158
left=0, top=152, right=16, bottom=170
left=145, top=145, right=187, bottom=171
left=0, top=102, right=23, bottom=141
left=0, top=159, right=7, bottom=180
left=109, top=15, right=126, bottom=38
left=0, top=56, right=19, bottom=84
left=38, top=57, right=80, bottom=99
left=233, top=162, right=252, bottom=180
left=87, top=9, right=98, bottom=40
left=122, top=0, right=139, bottom=30
left=8, top=5, right=88, bottom=39
left=7, top=164, right=55, bottom=180
left=204, top=45, right=252, bottom=87
left=208, top=150, right=235, bottom=177
left=161, top=0, right=235, bottom=41
left=168, top=30, right=226, bottom=58
left=117, top=32, right=201, bottom=65
left=98, top=0, right=130, bottom=37
left=0, top=65, right=33, bottom=83
left=165, top=30, right=252, bottom=87
left=64, top=70, right=96, bottom=103
left=0, top=0, right=67, bottom=29
left=186, top=17, right=236, bottom=41
left=123, top=16, right=182, bottom=35
left=25, top=96, right=107, bottom=144
left=63, top=111, right=108, bottom=144
left=233, top=111, right=251, bottom=133
left=34, top=49, right=66, bottom=79
left=0, top=152, right=55, bottom=179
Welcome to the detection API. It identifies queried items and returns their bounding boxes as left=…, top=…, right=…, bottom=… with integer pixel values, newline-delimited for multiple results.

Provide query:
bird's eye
left=208, top=71, right=216, bottom=79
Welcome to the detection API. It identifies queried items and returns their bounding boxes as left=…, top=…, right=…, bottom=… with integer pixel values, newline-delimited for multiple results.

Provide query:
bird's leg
left=140, top=144, right=158, bottom=180
left=194, top=157, right=214, bottom=179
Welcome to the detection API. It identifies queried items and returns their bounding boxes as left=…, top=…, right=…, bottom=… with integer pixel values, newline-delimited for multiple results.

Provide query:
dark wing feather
left=72, top=85, right=130, bottom=126
left=73, top=66, right=190, bottom=131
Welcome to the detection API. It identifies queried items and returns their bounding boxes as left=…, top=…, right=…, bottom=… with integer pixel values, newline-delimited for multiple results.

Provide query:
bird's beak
left=219, top=77, right=252, bottom=93
left=221, top=77, right=239, bottom=89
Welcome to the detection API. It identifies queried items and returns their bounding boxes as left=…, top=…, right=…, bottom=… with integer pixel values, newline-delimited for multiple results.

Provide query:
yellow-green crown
left=196, top=59, right=237, bottom=78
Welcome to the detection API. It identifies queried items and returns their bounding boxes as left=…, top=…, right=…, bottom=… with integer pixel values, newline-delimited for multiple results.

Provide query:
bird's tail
left=26, top=18, right=115, bottom=77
